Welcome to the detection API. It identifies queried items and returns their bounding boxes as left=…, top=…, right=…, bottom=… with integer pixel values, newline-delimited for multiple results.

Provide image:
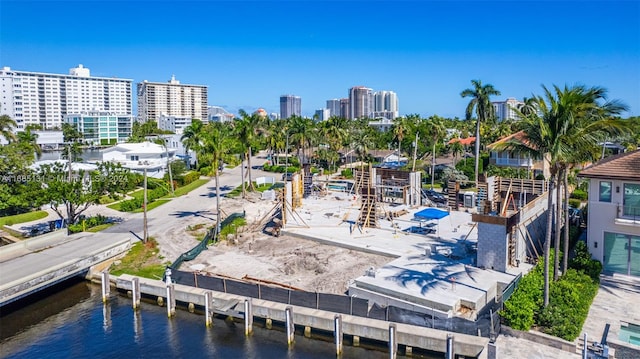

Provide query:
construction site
left=183, top=164, right=551, bottom=336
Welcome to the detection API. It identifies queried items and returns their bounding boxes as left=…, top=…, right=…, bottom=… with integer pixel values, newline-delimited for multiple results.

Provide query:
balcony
left=616, top=205, right=640, bottom=226
left=490, top=157, right=534, bottom=167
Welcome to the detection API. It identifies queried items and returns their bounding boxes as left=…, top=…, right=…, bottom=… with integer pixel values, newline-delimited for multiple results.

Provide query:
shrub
left=501, top=259, right=544, bottom=330
left=568, top=198, right=581, bottom=209
left=182, top=171, right=200, bottom=186
left=570, top=189, right=588, bottom=201
left=341, top=168, right=353, bottom=178
left=570, top=241, right=602, bottom=282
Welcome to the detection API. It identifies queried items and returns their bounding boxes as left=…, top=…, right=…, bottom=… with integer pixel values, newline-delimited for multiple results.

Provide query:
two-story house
left=578, top=149, right=640, bottom=278
left=487, top=131, right=550, bottom=179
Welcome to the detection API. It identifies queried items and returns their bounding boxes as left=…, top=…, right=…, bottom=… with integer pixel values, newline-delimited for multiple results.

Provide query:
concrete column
left=285, top=306, right=295, bottom=346
left=205, top=292, right=214, bottom=327
left=334, top=314, right=343, bottom=356
left=166, top=284, right=176, bottom=318
left=266, top=318, right=273, bottom=329
left=304, top=326, right=311, bottom=338
left=487, top=341, right=497, bottom=359
left=445, top=333, right=454, bottom=359
left=389, top=324, right=397, bottom=359
left=582, top=333, right=588, bottom=359
left=244, top=298, right=253, bottom=336
left=353, top=335, right=360, bottom=347
left=101, top=271, right=110, bottom=303
left=131, top=277, right=140, bottom=310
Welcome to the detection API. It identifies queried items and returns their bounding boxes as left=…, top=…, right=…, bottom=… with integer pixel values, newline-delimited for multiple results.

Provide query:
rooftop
left=578, top=149, right=640, bottom=181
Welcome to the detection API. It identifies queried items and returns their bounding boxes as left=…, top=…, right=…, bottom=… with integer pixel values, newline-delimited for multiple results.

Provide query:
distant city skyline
left=1, top=1, right=638, bottom=119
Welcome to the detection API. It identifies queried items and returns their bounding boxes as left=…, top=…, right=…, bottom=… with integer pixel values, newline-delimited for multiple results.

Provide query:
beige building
left=137, top=75, right=207, bottom=122
left=578, top=150, right=640, bottom=278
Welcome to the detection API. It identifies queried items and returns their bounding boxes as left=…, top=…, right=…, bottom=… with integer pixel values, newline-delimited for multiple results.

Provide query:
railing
left=492, top=158, right=534, bottom=167
left=617, top=205, right=640, bottom=223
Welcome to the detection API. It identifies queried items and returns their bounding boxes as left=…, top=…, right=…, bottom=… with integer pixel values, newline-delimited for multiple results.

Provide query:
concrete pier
left=285, top=306, right=295, bottom=346
left=244, top=299, right=253, bottom=335
left=101, top=271, right=110, bottom=303
left=131, top=277, right=140, bottom=310
left=205, top=292, right=214, bottom=327
left=334, top=314, right=343, bottom=355
left=166, top=284, right=176, bottom=317
left=389, top=324, right=397, bottom=359
left=115, top=274, right=489, bottom=357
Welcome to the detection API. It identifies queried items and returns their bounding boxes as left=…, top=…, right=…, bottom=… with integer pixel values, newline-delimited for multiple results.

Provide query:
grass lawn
left=226, top=182, right=273, bottom=198
left=167, top=178, right=209, bottom=197
left=110, top=239, right=168, bottom=279
left=132, top=199, right=171, bottom=213
left=86, top=223, right=114, bottom=232
left=0, top=210, right=49, bottom=227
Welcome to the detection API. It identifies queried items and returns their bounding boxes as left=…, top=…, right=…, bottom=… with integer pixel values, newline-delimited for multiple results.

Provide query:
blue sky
left=1, top=0, right=639, bottom=118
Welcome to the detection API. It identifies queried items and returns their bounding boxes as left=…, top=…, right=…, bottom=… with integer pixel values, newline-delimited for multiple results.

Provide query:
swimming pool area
left=620, top=322, right=640, bottom=346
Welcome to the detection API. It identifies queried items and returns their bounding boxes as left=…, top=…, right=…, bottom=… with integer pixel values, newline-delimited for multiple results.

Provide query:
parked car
left=422, top=189, right=447, bottom=204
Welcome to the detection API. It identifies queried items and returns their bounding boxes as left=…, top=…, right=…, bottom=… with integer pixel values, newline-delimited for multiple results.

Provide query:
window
left=130, top=155, right=139, bottom=161
left=599, top=181, right=612, bottom=202
left=623, top=183, right=640, bottom=218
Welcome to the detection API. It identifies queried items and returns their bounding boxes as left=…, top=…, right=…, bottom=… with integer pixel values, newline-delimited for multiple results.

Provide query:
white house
left=578, top=149, right=640, bottom=278
left=101, top=142, right=176, bottom=178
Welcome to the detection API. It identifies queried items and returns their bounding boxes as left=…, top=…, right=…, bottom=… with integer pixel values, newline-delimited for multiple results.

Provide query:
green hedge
left=501, top=247, right=601, bottom=341
left=181, top=171, right=200, bottom=186
left=570, top=189, right=588, bottom=200
left=118, top=186, right=169, bottom=212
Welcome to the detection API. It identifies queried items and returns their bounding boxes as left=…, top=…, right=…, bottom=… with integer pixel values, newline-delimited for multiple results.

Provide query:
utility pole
left=412, top=132, right=419, bottom=172
left=143, top=167, right=148, bottom=244
left=66, top=143, right=73, bottom=235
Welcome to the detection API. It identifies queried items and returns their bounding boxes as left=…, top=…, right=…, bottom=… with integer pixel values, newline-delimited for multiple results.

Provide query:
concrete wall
left=519, top=194, right=549, bottom=263
left=348, top=285, right=452, bottom=319
left=501, top=325, right=577, bottom=354
left=477, top=222, right=509, bottom=271
left=116, top=274, right=489, bottom=357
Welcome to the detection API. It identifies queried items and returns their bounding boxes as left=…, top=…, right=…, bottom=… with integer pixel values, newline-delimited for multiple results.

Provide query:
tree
left=460, top=79, right=501, bottom=186
left=199, top=123, right=233, bottom=232
left=180, top=119, right=204, bottom=169
left=497, top=84, right=628, bottom=307
left=62, top=123, right=83, bottom=143
left=37, top=161, right=136, bottom=232
left=233, top=110, right=267, bottom=196
left=427, top=116, right=447, bottom=189
left=0, top=114, right=17, bottom=143
left=449, top=139, right=464, bottom=168
left=16, top=127, right=41, bottom=160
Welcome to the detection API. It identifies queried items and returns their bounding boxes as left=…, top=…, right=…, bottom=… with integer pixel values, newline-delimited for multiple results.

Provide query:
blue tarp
left=414, top=208, right=449, bottom=220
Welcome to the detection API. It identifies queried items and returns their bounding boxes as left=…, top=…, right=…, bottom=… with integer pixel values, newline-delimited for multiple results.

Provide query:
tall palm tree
left=460, top=80, right=501, bottom=187
left=234, top=110, right=267, bottom=195
left=518, top=96, right=538, bottom=117
left=499, top=84, right=628, bottom=307
left=449, top=139, right=464, bottom=168
left=181, top=119, right=205, bottom=169
left=0, top=114, right=17, bottom=143
left=288, top=115, right=315, bottom=165
left=200, top=123, right=233, bottom=233
left=427, top=115, right=447, bottom=189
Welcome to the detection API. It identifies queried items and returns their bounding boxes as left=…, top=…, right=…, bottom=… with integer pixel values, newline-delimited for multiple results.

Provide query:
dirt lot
left=161, top=193, right=391, bottom=295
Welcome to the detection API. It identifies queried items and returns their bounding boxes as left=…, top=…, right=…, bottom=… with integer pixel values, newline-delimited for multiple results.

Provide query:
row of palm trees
left=486, top=83, right=629, bottom=307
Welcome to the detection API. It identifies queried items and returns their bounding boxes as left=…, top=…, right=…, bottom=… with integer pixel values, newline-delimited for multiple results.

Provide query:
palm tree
left=180, top=119, right=205, bottom=169
left=319, top=116, right=348, bottom=171
left=234, top=110, right=267, bottom=196
left=499, top=84, right=628, bottom=307
left=427, top=116, right=447, bottom=189
left=199, top=123, right=233, bottom=233
left=518, top=96, right=538, bottom=117
left=0, top=114, right=17, bottom=143
left=392, top=116, right=414, bottom=164
left=449, top=139, right=464, bottom=168
left=16, top=127, right=41, bottom=160
left=288, top=115, right=315, bottom=165
left=460, top=80, right=501, bottom=186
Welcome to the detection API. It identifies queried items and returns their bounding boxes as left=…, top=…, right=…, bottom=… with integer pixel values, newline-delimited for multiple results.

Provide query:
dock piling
left=445, top=333, right=454, bottom=359
left=166, top=284, right=176, bottom=317
left=244, top=298, right=253, bottom=335
left=389, top=324, right=397, bottom=359
left=131, top=277, right=140, bottom=310
left=101, top=271, right=110, bottom=303
left=334, top=314, right=343, bottom=356
left=285, top=306, right=295, bottom=346
left=205, top=292, right=214, bottom=327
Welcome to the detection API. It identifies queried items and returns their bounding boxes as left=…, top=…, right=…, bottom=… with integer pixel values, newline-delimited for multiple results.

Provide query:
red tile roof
left=448, top=137, right=476, bottom=146
left=578, top=149, right=640, bottom=181
left=487, top=131, right=538, bottom=151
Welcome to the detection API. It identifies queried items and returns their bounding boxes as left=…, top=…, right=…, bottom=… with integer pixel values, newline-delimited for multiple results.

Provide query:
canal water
left=0, top=280, right=409, bottom=359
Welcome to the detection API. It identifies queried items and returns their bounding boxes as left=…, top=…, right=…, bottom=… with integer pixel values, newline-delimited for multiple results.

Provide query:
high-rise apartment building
left=326, top=99, right=341, bottom=118
left=314, top=108, right=330, bottom=122
left=280, top=95, right=301, bottom=119
left=137, top=75, right=208, bottom=122
left=65, top=111, right=133, bottom=145
left=492, top=98, right=524, bottom=122
left=339, top=98, right=350, bottom=119
left=348, top=86, right=373, bottom=120
left=373, top=90, right=399, bottom=120
left=0, top=65, right=132, bottom=131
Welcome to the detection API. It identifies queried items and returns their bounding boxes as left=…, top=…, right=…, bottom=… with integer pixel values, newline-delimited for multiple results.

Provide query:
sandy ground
left=159, top=191, right=391, bottom=295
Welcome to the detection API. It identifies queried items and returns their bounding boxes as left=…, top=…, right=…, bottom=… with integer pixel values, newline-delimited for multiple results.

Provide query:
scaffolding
left=357, top=186, right=378, bottom=228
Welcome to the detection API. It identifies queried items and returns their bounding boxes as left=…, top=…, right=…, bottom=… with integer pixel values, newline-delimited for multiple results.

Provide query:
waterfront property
left=65, top=111, right=134, bottom=145
left=101, top=141, right=176, bottom=178
left=578, top=149, right=640, bottom=278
